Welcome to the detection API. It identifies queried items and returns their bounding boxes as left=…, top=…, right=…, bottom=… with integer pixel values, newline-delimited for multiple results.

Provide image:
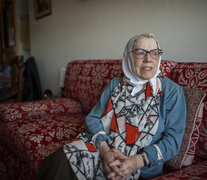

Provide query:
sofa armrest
left=0, top=98, right=83, bottom=122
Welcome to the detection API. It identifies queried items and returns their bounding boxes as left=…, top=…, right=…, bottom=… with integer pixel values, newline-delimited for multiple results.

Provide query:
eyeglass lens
left=132, top=49, right=162, bottom=59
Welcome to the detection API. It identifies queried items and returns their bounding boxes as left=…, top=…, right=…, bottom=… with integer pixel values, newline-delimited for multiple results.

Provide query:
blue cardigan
left=86, top=76, right=186, bottom=179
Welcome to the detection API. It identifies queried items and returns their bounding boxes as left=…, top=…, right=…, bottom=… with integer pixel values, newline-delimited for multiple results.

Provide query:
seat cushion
left=0, top=98, right=83, bottom=122
left=0, top=114, right=86, bottom=164
left=151, top=160, right=207, bottom=179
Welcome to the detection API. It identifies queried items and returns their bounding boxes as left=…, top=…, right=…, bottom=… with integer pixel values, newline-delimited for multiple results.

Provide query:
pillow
left=170, top=66, right=207, bottom=159
left=182, top=103, right=204, bottom=166
left=165, top=87, right=206, bottom=170
left=0, top=98, right=83, bottom=122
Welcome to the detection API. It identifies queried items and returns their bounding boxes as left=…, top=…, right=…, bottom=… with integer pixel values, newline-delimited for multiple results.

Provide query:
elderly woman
left=36, top=33, right=186, bottom=180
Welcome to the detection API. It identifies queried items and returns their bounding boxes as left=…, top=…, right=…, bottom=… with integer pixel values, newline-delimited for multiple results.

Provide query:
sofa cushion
left=0, top=114, right=86, bottom=164
left=183, top=103, right=204, bottom=166
left=165, top=87, right=206, bottom=170
left=170, top=63, right=207, bottom=160
left=152, top=160, right=207, bottom=180
left=0, top=144, right=35, bottom=180
left=0, top=98, right=83, bottom=122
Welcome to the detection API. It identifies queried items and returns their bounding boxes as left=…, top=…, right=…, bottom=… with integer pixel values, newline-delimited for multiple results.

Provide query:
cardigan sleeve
left=85, top=78, right=122, bottom=147
left=143, top=83, right=187, bottom=166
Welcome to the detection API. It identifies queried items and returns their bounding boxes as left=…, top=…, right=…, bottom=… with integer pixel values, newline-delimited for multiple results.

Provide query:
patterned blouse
left=85, top=76, right=186, bottom=179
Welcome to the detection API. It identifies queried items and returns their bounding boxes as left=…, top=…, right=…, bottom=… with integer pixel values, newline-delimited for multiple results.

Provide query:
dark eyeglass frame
left=131, top=48, right=163, bottom=60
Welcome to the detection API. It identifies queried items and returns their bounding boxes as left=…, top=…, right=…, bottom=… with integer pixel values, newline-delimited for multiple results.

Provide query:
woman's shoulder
left=161, top=76, right=185, bottom=106
left=162, top=76, right=182, bottom=92
left=110, top=77, right=123, bottom=86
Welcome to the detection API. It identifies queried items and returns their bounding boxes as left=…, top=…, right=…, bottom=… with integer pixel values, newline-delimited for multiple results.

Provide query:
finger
left=104, top=154, right=116, bottom=166
left=114, top=175, right=122, bottom=180
left=111, top=148, right=120, bottom=153
left=104, top=162, right=112, bottom=175
left=109, top=159, right=122, bottom=167
left=120, top=176, right=128, bottom=180
left=109, top=160, right=124, bottom=177
left=122, top=166, right=134, bottom=179
left=112, top=151, right=127, bottom=160
left=107, top=171, right=117, bottom=179
left=110, top=164, right=123, bottom=177
left=120, top=164, right=133, bottom=173
left=111, top=149, right=123, bottom=156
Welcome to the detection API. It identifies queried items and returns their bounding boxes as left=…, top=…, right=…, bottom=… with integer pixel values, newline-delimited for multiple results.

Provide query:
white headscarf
left=122, top=35, right=162, bottom=96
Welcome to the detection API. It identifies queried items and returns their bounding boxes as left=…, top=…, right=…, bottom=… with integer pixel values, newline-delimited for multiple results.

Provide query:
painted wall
left=16, top=0, right=31, bottom=60
left=28, top=0, right=207, bottom=94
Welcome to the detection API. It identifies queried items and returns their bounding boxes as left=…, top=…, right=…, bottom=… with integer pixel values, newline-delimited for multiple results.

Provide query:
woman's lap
left=35, top=147, right=76, bottom=180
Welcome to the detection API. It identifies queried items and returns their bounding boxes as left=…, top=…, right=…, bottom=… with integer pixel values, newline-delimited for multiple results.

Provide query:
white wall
left=16, top=0, right=30, bottom=60
left=29, top=0, right=207, bottom=94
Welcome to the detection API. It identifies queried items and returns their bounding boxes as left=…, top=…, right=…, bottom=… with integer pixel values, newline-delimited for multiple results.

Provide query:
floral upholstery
left=64, top=59, right=124, bottom=114
left=64, top=59, right=178, bottom=114
left=0, top=144, right=34, bottom=180
left=164, top=88, right=206, bottom=170
left=170, top=63, right=207, bottom=160
left=152, top=160, right=207, bottom=180
left=0, top=59, right=206, bottom=180
left=0, top=114, right=86, bottom=180
left=160, top=59, right=179, bottom=78
left=0, top=98, right=83, bottom=122
left=183, top=103, right=204, bottom=166
left=0, top=114, right=86, bottom=162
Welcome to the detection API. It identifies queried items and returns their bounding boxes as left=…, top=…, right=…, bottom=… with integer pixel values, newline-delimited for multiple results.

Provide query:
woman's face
left=132, top=38, right=159, bottom=80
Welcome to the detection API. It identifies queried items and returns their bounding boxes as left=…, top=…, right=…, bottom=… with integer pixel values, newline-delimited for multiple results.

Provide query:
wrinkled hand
left=102, top=148, right=121, bottom=179
left=99, top=142, right=122, bottom=180
left=108, top=149, right=140, bottom=180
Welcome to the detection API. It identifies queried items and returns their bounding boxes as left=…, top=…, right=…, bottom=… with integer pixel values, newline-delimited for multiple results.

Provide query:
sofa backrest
left=64, top=59, right=179, bottom=114
left=64, top=59, right=207, bottom=160
left=64, top=59, right=123, bottom=114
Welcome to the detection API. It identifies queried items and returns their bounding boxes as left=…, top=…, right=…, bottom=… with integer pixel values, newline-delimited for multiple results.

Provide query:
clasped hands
left=99, top=141, right=143, bottom=180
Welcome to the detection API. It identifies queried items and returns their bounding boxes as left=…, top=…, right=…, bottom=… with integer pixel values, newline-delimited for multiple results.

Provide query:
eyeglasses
left=131, top=48, right=163, bottom=60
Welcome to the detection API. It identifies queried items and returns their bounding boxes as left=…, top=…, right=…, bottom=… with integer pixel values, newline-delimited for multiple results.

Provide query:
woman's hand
left=108, top=149, right=144, bottom=180
left=98, top=141, right=122, bottom=179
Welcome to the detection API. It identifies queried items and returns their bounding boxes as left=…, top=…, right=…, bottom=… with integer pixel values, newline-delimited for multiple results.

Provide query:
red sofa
left=0, top=59, right=207, bottom=180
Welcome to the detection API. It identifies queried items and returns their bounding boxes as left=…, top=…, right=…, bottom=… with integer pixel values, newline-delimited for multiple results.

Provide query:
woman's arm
left=85, top=78, right=122, bottom=147
left=143, top=83, right=187, bottom=166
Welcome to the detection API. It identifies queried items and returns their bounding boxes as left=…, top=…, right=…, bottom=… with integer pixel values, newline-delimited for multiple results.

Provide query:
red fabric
left=178, top=62, right=207, bottom=68
left=85, top=142, right=97, bottom=152
left=126, top=124, right=140, bottom=145
left=152, top=160, right=207, bottom=180
left=0, top=144, right=34, bottom=180
left=110, top=114, right=118, bottom=133
left=170, top=64, right=207, bottom=160
left=64, top=59, right=124, bottom=114
left=0, top=114, right=86, bottom=171
left=64, top=60, right=179, bottom=114
left=0, top=60, right=206, bottom=180
left=0, top=98, right=83, bottom=122
left=183, top=103, right=204, bottom=166
left=102, top=98, right=113, bottom=117
left=160, top=60, right=179, bottom=78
